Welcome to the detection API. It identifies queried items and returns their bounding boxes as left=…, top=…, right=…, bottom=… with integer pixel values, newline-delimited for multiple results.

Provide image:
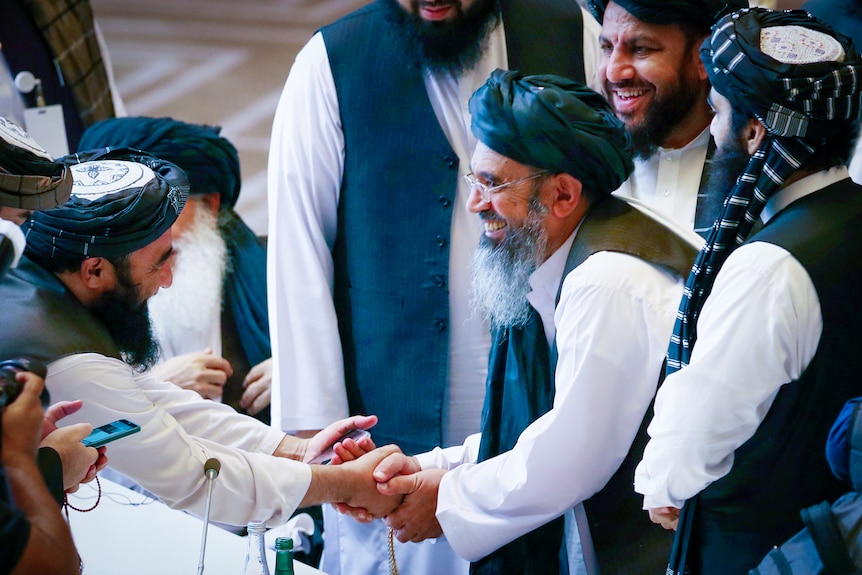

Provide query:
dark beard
left=470, top=197, right=548, bottom=329
left=90, top=277, right=159, bottom=372
left=380, top=0, right=500, bottom=75
left=611, top=79, right=703, bottom=160
left=701, top=135, right=753, bottom=226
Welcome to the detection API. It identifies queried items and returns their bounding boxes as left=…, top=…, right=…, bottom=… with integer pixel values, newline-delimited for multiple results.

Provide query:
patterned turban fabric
left=470, top=69, right=634, bottom=195
left=24, top=151, right=188, bottom=261
left=0, top=117, right=72, bottom=210
left=587, top=0, right=749, bottom=31
left=666, top=7, right=862, bottom=374
left=78, top=116, right=242, bottom=208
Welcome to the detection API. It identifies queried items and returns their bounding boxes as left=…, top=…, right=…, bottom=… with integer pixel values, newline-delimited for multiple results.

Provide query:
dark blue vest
left=321, top=0, right=585, bottom=454
left=692, top=178, right=862, bottom=574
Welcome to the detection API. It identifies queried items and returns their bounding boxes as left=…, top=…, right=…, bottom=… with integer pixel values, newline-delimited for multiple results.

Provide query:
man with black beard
left=267, top=0, right=600, bottom=573
left=351, top=70, right=700, bottom=575
left=588, top=0, right=747, bottom=237
left=78, top=116, right=273, bottom=424
left=0, top=151, right=407, bottom=535
left=635, top=9, right=862, bottom=573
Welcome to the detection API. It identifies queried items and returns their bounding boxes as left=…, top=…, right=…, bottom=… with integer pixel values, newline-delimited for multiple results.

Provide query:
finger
left=240, top=380, right=269, bottom=411
left=372, top=453, right=415, bottom=482
left=43, top=400, right=83, bottom=425
left=377, top=473, right=420, bottom=496
left=202, top=356, right=233, bottom=377
left=193, top=382, right=226, bottom=400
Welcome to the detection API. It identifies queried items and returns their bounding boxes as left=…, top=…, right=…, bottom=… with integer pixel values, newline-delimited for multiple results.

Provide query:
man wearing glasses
left=350, top=70, right=701, bottom=575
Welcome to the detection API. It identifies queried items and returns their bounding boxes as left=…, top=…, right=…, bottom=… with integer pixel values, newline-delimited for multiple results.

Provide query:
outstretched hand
left=375, top=453, right=445, bottom=543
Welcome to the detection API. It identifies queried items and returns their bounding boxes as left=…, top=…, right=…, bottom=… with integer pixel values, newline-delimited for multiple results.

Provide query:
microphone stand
left=196, top=458, right=221, bottom=575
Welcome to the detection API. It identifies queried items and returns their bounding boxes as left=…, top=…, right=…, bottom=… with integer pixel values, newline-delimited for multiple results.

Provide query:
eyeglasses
left=462, top=170, right=550, bottom=203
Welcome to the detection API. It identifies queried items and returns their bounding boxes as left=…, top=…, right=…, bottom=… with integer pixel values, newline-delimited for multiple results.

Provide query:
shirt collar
left=761, top=166, right=850, bottom=224
left=526, top=230, right=577, bottom=344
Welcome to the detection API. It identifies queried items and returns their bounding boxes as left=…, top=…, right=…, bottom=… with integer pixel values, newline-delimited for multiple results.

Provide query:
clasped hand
left=331, top=439, right=446, bottom=543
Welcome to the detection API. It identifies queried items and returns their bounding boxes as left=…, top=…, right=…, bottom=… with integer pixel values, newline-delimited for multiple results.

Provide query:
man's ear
left=693, top=35, right=709, bottom=82
left=79, top=257, right=113, bottom=289
left=744, top=118, right=768, bottom=155
left=550, top=173, right=583, bottom=219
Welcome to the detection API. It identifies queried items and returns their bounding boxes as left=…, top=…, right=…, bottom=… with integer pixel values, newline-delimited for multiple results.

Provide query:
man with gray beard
left=78, top=117, right=273, bottom=423
left=357, top=70, right=701, bottom=574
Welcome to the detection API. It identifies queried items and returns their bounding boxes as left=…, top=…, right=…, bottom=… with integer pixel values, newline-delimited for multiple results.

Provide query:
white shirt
left=633, top=168, right=850, bottom=510
left=414, top=214, right=688, bottom=566
left=613, top=128, right=711, bottom=231
left=266, top=11, right=600, bottom=446
left=48, top=353, right=310, bottom=526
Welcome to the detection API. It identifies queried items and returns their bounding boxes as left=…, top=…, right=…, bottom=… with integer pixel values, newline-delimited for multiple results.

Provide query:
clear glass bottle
left=242, top=521, right=270, bottom=575
left=274, top=537, right=295, bottom=575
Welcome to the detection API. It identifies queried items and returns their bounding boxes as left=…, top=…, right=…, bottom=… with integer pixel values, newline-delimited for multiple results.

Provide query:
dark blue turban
left=78, top=116, right=241, bottom=208
left=469, top=69, right=634, bottom=195
left=24, top=149, right=188, bottom=260
left=587, top=0, right=748, bottom=33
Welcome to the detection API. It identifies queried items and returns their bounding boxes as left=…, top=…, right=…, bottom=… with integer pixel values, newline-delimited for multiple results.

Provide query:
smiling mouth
left=615, top=88, right=649, bottom=100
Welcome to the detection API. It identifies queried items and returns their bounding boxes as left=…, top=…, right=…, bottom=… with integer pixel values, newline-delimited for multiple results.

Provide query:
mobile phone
left=309, top=428, right=372, bottom=465
left=81, top=419, right=141, bottom=448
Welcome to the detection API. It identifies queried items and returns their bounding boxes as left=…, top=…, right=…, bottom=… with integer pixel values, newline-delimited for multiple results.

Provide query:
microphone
left=196, top=458, right=221, bottom=575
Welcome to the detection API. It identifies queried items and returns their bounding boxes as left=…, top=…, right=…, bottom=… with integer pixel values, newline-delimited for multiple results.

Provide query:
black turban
left=587, top=0, right=748, bottom=32
left=704, top=8, right=862, bottom=141
left=78, top=116, right=241, bottom=208
left=0, top=117, right=72, bottom=210
left=667, top=8, right=862, bottom=377
left=24, top=149, right=188, bottom=261
left=470, top=69, right=633, bottom=195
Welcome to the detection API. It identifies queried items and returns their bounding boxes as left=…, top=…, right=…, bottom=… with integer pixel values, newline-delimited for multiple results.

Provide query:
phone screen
left=82, top=419, right=141, bottom=448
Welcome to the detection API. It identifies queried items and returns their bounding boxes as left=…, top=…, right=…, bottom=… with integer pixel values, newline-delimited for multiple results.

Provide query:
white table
left=68, top=477, right=325, bottom=575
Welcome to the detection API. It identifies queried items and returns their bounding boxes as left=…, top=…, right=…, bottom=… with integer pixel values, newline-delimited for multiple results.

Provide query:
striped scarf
left=666, top=7, right=862, bottom=375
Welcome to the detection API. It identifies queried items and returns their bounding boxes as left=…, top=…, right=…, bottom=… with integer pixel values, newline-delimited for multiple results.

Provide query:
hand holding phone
left=309, top=428, right=372, bottom=465
left=81, top=419, right=141, bottom=448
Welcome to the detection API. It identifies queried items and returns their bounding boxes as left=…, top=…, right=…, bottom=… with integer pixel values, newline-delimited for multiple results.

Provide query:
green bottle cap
left=275, top=537, right=293, bottom=551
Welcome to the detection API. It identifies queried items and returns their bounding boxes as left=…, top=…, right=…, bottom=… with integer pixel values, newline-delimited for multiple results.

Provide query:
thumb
left=377, top=473, right=420, bottom=496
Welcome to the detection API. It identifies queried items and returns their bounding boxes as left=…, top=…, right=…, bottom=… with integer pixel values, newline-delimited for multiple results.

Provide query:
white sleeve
left=634, top=242, right=822, bottom=509
left=47, top=353, right=311, bottom=527
left=436, top=253, right=682, bottom=561
left=267, top=32, right=349, bottom=433
left=414, top=433, right=482, bottom=471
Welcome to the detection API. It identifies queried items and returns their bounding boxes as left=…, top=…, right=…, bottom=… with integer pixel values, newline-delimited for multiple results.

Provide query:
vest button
left=433, top=275, right=446, bottom=288
left=434, top=319, right=447, bottom=332
left=438, top=196, right=451, bottom=207
left=435, top=235, right=447, bottom=247
left=443, top=155, right=457, bottom=168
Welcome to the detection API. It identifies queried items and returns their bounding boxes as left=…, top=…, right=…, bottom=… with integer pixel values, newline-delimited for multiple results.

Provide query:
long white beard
left=469, top=207, right=548, bottom=329
left=149, top=207, right=228, bottom=357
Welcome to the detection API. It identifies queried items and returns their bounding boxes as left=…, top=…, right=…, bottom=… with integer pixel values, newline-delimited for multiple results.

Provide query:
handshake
left=313, top=431, right=447, bottom=544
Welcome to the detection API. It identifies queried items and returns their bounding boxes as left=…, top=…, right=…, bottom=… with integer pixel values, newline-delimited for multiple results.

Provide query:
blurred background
left=91, top=0, right=366, bottom=236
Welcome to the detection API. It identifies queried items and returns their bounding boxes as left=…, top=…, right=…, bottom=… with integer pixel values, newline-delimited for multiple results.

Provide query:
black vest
left=692, top=178, right=862, bottom=574
left=321, top=0, right=585, bottom=454
left=0, top=257, right=120, bottom=364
